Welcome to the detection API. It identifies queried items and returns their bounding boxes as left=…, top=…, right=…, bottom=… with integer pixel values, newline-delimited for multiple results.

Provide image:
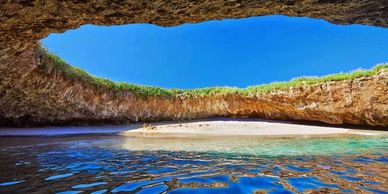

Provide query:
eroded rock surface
left=0, top=1, right=387, bottom=126
left=0, top=46, right=387, bottom=126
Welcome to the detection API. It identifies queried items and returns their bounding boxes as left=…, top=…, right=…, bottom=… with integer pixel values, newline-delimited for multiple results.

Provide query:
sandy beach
left=120, top=119, right=381, bottom=137
left=0, top=119, right=383, bottom=137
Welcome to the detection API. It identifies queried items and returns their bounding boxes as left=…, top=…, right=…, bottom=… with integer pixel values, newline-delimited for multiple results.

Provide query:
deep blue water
left=0, top=135, right=387, bottom=193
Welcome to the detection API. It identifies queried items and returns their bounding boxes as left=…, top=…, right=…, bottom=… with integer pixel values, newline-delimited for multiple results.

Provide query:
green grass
left=37, top=45, right=387, bottom=97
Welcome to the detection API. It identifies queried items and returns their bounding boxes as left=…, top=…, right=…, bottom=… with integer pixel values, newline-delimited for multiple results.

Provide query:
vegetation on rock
left=38, top=45, right=387, bottom=97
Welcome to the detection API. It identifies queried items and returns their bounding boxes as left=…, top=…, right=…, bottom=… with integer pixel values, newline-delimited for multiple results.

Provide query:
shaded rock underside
left=0, top=0, right=387, bottom=127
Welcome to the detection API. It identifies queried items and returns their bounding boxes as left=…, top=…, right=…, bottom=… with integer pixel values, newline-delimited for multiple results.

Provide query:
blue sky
left=42, top=15, right=388, bottom=89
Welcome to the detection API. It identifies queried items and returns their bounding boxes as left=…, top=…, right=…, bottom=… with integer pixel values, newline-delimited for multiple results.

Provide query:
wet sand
left=0, top=125, right=137, bottom=136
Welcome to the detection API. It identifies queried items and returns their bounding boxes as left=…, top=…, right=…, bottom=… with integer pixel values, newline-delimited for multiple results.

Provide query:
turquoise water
left=0, top=135, right=387, bottom=193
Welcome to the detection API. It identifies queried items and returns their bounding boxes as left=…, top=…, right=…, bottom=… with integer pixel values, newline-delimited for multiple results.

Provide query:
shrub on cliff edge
left=37, top=44, right=387, bottom=97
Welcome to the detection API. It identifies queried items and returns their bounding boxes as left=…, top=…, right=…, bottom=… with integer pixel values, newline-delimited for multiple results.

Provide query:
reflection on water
left=0, top=135, right=387, bottom=193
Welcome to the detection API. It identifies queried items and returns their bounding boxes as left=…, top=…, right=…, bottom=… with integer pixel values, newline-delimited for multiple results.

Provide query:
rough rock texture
left=1, top=46, right=387, bottom=126
left=0, top=0, right=388, bottom=126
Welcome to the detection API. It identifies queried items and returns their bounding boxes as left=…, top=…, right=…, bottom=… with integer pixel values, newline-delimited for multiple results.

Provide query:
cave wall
left=2, top=1, right=388, bottom=62
left=0, top=0, right=388, bottom=126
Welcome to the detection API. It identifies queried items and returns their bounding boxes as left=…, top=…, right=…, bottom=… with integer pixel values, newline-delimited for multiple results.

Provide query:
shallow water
left=0, top=134, right=387, bottom=194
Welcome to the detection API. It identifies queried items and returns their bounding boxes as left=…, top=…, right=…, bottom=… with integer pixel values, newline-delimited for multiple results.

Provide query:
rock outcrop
left=1, top=46, right=387, bottom=127
left=0, top=1, right=387, bottom=127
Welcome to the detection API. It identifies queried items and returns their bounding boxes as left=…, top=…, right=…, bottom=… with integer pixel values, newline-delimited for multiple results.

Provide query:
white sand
left=121, top=119, right=381, bottom=137
left=0, top=119, right=382, bottom=137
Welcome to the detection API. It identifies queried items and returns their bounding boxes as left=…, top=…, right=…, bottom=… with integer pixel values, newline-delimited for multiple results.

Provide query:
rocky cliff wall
left=0, top=46, right=387, bottom=126
left=1, top=1, right=388, bottom=127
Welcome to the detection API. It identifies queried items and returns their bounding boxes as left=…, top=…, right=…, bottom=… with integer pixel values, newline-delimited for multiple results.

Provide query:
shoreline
left=121, top=119, right=383, bottom=138
left=0, top=118, right=384, bottom=137
left=0, top=125, right=137, bottom=137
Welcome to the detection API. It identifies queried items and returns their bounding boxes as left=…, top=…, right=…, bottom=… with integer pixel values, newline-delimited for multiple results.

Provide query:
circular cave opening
left=41, top=15, right=388, bottom=90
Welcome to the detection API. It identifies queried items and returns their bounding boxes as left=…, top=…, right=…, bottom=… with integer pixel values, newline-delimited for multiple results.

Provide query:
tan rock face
left=0, top=1, right=387, bottom=126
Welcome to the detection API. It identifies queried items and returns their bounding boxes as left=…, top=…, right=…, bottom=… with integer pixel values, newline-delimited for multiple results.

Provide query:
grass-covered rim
left=37, top=44, right=388, bottom=97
